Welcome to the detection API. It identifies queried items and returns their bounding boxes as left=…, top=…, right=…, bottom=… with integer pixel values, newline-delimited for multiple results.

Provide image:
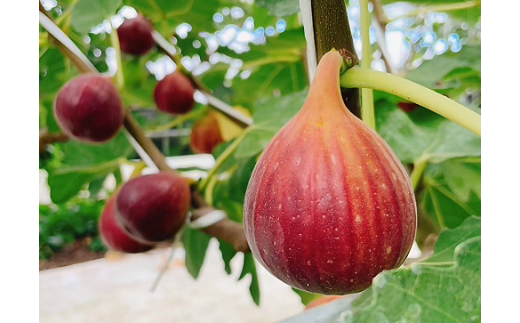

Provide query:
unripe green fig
left=244, top=51, right=417, bottom=295
left=115, top=172, right=191, bottom=244
left=54, top=74, right=125, bottom=143
left=190, top=112, right=224, bottom=154
left=117, top=14, right=155, bottom=56
left=99, top=192, right=155, bottom=254
left=153, top=72, right=195, bottom=115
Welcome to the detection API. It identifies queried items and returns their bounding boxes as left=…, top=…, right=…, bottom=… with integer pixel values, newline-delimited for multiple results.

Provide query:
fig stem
left=340, top=67, right=482, bottom=137
left=360, top=0, right=376, bottom=129
left=108, top=19, right=125, bottom=90
left=146, top=108, right=207, bottom=134
left=198, top=130, right=249, bottom=191
left=410, top=158, right=429, bottom=191
left=150, top=236, right=182, bottom=292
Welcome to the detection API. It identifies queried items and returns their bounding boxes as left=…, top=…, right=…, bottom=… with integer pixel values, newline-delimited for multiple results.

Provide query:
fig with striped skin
left=115, top=172, right=191, bottom=244
left=99, top=193, right=155, bottom=254
left=243, top=51, right=417, bottom=295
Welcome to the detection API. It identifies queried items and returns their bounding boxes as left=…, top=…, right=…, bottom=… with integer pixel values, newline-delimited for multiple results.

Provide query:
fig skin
left=244, top=51, right=417, bottom=295
left=117, top=14, right=155, bottom=56
left=190, top=112, right=224, bottom=154
left=153, top=72, right=196, bottom=115
left=99, top=193, right=155, bottom=254
left=53, top=74, right=125, bottom=143
left=115, top=172, right=191, bottom=244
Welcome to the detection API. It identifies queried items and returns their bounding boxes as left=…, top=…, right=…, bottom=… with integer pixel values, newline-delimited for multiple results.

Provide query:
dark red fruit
left=153, top=72, right=195, bottom=115
left=190, top=112, right=224, bottom=154
left=244, top=51, right=417, bottom=295
left=117, top=14, right=155, bottom=56
left=397, top=101, right=419, bottom=113
left=54, top=74, right=124, bottom=143
left=115, top=172, right=191, bottom=243
left=99, top=193, right=155, bottom=254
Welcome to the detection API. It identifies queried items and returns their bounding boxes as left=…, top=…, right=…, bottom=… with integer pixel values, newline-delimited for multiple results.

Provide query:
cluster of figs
left=52, top=15, right=226, bottom=253
left=52, top=12, right=418, bottom=296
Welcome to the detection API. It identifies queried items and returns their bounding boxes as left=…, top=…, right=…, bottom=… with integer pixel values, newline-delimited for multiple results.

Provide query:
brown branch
left=311, top=0, right=361, bottom=119
left=191, top=191, right=250, bottom=253
left=39, top=2, right=249, bottom=253
left=39, top=129, right=69, bottom=153
left=369, top=0, right=395, bottom=74
left=370, top=0, right=389, bottom=29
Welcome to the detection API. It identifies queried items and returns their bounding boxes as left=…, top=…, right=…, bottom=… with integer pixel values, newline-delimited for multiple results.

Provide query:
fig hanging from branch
left=243, top=50, right=417, bottom=295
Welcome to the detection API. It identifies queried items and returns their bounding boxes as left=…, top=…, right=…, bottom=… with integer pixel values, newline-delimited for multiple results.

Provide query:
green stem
left=113, top=167, right=123, bottom=186
left=204, top=175, right=219, bottom=206
left=340, top=67, right=481, bottom=137
left=410, top=158, right=428, bottom=191
left=360, top=0, right=375, bottom=129
left=146, top=108, right=206, bottom=134
left=198, top=130, right=248, bottom=191
left=109, top=20, right=124, bottom=90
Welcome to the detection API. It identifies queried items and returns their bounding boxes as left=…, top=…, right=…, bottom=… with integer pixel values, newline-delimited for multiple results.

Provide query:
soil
left=39, top=238, right=106, bottom=271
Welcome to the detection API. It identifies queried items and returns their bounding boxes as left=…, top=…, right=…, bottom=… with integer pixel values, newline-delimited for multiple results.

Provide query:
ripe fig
left=153, top=72, right=195, bottom=115
left=117, top=14, right=155, bottom=56
left=115, top=172, right=191, bottom=243
left=99, top=193, right=155, bottom=254
left=54, top=74, right=125, bottom=143
left=190, top=112, right=224, bottom=154
left=243, top=51, right=417, bottom=295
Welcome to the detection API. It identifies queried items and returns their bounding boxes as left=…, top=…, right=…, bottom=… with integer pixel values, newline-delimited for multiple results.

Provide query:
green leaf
left=228, top=154, right=258, bottom=204
left=47, top=159, right=122, bottom=204
left=424, top=216, right=481, bottom=265
left=39, top=48, right=77, bottom=96
left=291, top=289, right=323, bottom=306
left=255, top=0, right=300, bottom=17
left=349, top=237, right=481, bottom=322
left=212, top=179, right=244, bottom=223
left=234, top=89, right=307, bottom=159
left=124, top=0, right=222, bottom=33
left=421, top=158, right=481, bottom=228
left=71, top=0, right=122, bottom=34
left=234, top=125, right=277, bottom=160
left=239, top=253, right=261, bottom=306
left=375, top=98, right=481, bottom=164
left=407, top=45, right=481, bottom=88
left=61, top=132, right=134, bottom=167
left=182, top=227, right=212, bottom=279
left=218, top=240, right=237, bottom=275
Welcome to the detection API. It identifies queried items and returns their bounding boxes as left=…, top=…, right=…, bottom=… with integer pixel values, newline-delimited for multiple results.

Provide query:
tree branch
left=39, top=129, right=69, bottom=153
left=310, top=0, right=362, bottom=119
